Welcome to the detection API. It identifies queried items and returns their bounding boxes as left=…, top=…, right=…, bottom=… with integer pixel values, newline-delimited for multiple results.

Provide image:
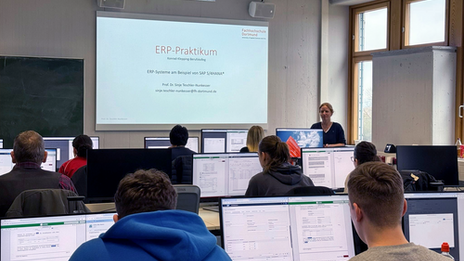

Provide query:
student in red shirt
left=59, top=135, right=92, bottom=178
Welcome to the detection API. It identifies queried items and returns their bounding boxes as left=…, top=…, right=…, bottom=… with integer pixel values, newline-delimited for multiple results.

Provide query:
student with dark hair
left=344, top=141, right=381, bottom=192
left=347, top=162, right=449, bottom=260
left=0, top=130, right=76, bottom=217
left=245, top=135, right=314, bottom=196
left=59, top=135, right=93, bottom=178
left=240, top=125, right=264, bottom=153
left=69, top=169, right=232, bottom=261
left=169, top=125, right=195, bottom=184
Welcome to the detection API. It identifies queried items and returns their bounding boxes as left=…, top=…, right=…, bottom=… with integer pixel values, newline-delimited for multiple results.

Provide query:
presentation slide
left=96, top=12, right=268, bottom=130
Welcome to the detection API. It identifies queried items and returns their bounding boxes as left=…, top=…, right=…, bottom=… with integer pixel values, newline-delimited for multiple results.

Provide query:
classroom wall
left=0, top=0, right=352, bottom=148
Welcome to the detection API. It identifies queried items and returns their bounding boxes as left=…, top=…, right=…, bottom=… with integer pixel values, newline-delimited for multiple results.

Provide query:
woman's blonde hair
left=246, top=126, right=265, bottom=152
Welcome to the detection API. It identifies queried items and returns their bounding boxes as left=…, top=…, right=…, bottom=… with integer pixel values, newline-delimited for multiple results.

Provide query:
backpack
left=399, top=170, right=437, bottom=192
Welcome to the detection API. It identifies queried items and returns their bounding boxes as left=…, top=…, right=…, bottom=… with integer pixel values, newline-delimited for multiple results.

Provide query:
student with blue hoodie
left=69, top=169, right=231, bottom=261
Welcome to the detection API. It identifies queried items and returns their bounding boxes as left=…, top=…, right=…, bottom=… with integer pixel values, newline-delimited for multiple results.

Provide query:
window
left=404, top=0, right=447, bottom=46
left=349, top=0, right=455, bottom=144
left=350, top=2, right=389, bottom=142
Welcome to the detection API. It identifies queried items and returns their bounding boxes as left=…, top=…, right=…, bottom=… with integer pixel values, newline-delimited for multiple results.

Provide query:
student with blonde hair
left=240, top=126, right=264, bottom=153
left=245, top=135, right=314, bottom=196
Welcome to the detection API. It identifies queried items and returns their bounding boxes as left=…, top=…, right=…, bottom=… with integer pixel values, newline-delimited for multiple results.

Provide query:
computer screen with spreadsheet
left=300, top=147, right=355, bottom=189
left=144, top=137, right=199, bottom=153
left=220, top=195, right=356, bottom=261
left=403, top=192, right=464, bottom=260
left=192, top=153, right=261, bottom=198
left=43, top=137, right=100, bottom=170
left=1, top=212, right=115, bottom=261
left=201, top=129, right=248, bottom=153
left=276, top=128, right=323, bottom=158
left=0, top=148, right=57, bottom=175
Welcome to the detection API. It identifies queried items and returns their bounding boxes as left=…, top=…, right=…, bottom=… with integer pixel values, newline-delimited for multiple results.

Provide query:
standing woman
left=245, top=135, right=314, bottom=196
left=311, top=102, right=346, bottom=147
left=240, top=126, right=265, bottom=153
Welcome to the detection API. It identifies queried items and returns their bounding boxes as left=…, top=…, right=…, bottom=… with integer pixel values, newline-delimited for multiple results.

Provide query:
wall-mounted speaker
left=248, top=1, right=275, bottom=19
left=97, top=0, right=125, bottom=9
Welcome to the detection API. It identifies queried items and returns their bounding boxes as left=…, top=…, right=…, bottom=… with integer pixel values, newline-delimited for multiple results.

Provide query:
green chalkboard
left=0, top=56, right=84, bottom=148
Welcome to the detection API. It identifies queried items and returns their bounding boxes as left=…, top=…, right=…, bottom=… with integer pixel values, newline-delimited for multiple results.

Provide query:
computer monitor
left=86, top=149, right=172, bottom=202
left=1, top=212, right=115, bottom=261
left=43, top=136, right=100, bottom=169
left=300, top=147, right=355, bottom=189
left=396, top=145, right=459, bottom=185
left=144, top=137, right=199, bottom=153
left=403, top=192, right=464, bottom=259
left=276, top=128, right=324, bottom=158
left=201, top=129, right=248, bottom=153
left=0, top=148, right=57, bottom=175
left=0, top=139, right=3, bottom=148
left=220, top=195, right=356, bottom=260
left=192, top=153, right=261, bottom=198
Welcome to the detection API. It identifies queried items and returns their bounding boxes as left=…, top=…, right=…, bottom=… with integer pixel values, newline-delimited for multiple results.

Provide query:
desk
left=86, top=203, right=221, bottom=231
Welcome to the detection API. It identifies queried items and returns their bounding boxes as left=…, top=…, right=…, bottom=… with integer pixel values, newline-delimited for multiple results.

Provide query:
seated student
left=240, top=125, right=264, bottom=153
left=58, top=134, right=93, bottom=178
left=245, top=135, right=314, bottom=196
left=343, top=141, right=380, bottom=192
left=347, top=162, right=449, bottom=261
left=169, top=125, right=195, bottom=184
left=0, top=130, right=76, bottom=217
left=69, top=169, right=232, bottom=261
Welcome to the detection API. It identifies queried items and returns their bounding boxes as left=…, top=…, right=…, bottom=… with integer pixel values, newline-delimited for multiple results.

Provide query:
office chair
left=72, top=165, right=87, bottom=199
left=286, top=186, right=335, bottom=196
left=172, top=155, right=193, bottom=184
left=173, top=185, right=201, bottom=214
left=5, top=189, right=90, bottom=217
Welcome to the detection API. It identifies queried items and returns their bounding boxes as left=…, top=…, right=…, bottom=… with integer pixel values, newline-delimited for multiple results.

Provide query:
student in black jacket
left=245, top=135, right=314, bottom=196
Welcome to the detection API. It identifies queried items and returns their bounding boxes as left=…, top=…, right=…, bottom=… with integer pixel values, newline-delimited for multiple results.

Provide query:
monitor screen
left=396, top=145, right=459, bottom=185
left=403, top=192, right=464, bottom=259
left=201, top=129, right=248, bottom=153
left=0, top=148, right=57, bottom=175
left=192, top=153, right=261, bottom=198
left=43, top=137, right=100, bottom=170
left=1, top=212, right=115, bottom=261
left=86, top=149, right=172, bottom=202
left=300, top=147, right=355, bottom=189
left=220, top=195, right=356, bottom=260
left=0, top=139, right=3, bottom=149
left=144, top=137, right=199, bottom=153
left=276, top=128, right=324, bottom=158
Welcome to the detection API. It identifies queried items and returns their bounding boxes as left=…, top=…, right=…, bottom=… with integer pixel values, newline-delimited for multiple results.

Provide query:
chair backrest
left=5, top=189, right=89, bottom=217
left=173, top=185, right=200, bottom=214
left=173, top=155, right=193, bottom=184
left=71, top=165, right=88, bottom=199
left=286, top=186, right=335, bottom=196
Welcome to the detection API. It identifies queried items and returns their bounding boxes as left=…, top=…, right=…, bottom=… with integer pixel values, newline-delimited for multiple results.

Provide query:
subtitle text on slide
left=147, top=70, right=225, bottom=76
left=154, top=89, right=217, bottom=94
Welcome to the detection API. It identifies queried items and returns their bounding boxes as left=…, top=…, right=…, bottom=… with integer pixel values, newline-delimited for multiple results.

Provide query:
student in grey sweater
left=347, top=162, right=450, bottom=261
left=245, top=135, right=314, bottom=196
